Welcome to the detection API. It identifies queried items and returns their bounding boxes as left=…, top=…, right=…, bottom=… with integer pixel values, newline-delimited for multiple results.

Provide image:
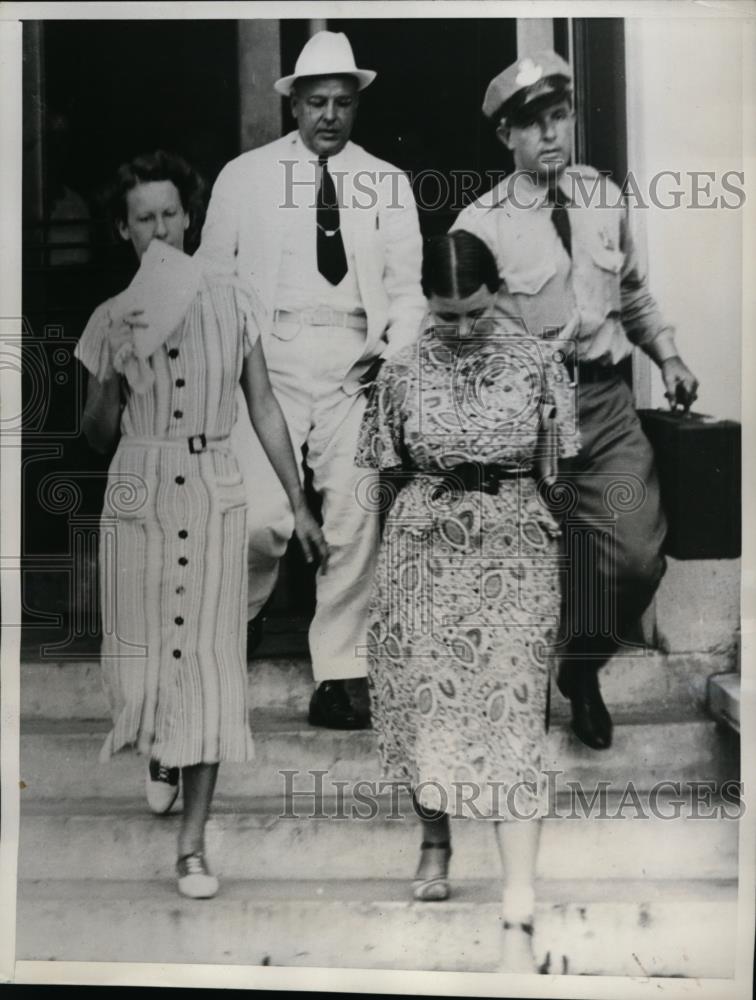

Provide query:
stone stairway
left=17, top=639, right=740, bottom=976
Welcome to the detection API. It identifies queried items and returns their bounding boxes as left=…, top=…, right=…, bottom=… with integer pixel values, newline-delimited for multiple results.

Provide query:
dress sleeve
left=74, top=300, right=113, bottom=381
left=354, top=365, right=405, bottom=470
left=543, top=357, right=580, bottom=459
left=233, top=280, right=268, bottom=357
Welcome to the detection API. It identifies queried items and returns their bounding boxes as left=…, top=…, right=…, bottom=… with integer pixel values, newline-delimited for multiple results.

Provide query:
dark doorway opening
left=22, top=17, right=631, bottom=658
left=41, top=19, right=240, bottom=203
left=21, top=20, right=239, bottom=650
left=307, top=18, right=518, bottom=236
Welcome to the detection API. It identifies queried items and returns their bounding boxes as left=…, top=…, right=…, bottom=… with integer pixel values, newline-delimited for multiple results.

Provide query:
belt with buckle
left=188, top=434, right=208, bottom=454
left=120, top=434, right=230, bottom=455
left=274, top=307, right=368, bottom=332
left=433, top=462, right=532, bottom=498
left=564, top=358, right=620, bottom=384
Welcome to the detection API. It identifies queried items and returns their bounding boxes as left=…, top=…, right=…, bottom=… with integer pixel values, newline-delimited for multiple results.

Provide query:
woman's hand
left=106, top=307, right=147, bottom=366
left=293, top=500, right=330, bottom=572
left=243, top=340, right=330, bottom=572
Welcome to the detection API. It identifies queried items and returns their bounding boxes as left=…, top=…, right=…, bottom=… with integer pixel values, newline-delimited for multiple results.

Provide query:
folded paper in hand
left=110, top=241, right=205, bottom=393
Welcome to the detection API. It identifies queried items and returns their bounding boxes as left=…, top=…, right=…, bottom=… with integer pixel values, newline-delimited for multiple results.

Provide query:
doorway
left=21, top=19, right=240, bottom=651
left=21, top=15, right=630, bottom=656
left=317, top=17, right=518, bottom=235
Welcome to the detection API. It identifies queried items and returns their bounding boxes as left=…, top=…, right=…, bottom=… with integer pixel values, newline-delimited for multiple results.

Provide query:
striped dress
left=75, top=277, right=262, bottom=766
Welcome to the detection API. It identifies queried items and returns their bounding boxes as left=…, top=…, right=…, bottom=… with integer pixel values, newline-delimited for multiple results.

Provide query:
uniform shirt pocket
left=585, top=243, right=625, bottom=315
left=503, top=259, right=557, bottom=297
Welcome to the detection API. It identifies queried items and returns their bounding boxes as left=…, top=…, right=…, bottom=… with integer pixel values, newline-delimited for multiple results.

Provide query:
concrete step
left=20, top=648, right=727, bottom=719
left=19, top=615, right=310, bottom=663
left=20, top=709, right=739, bottom=800
left=16, top=876, right=737, bottom=976
left=19, top=795, right=740, bottom=883
left=708, top=672, right=741, bottom=734
left=20, top=655, right=310, bottom=718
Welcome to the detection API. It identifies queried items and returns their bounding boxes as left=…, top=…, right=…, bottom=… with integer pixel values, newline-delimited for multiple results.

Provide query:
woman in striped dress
left=76, top=151, right=326, bottom=898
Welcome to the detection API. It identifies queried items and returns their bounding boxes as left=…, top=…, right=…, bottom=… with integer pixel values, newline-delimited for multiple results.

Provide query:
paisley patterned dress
left=355, top=328, right=578, bottom=819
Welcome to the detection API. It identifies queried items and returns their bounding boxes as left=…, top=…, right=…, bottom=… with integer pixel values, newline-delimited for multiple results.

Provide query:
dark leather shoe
left=557, top=663, right=613, bottom=750
left=344, top=676, right=372, bottom=728
left=308, top=680, right=369, bottom=730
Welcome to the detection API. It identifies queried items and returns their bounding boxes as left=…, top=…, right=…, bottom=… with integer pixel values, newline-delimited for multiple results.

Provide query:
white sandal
left=412, top=841, right=452, bottom=901
left=497, top=886, right=537, bottom=973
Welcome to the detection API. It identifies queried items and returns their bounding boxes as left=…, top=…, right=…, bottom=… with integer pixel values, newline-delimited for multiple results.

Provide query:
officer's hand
left=661, top=356, right=699, bottom=413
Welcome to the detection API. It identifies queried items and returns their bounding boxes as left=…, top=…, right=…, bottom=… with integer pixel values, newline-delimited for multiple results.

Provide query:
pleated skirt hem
left=98, top=723, right=256, bottom=767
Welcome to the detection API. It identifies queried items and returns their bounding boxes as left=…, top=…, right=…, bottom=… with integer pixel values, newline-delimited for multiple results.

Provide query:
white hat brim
left=274, top=68, right=376, bottom=97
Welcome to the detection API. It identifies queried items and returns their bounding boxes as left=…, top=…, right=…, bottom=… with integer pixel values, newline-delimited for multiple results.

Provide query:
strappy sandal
left=412, top=840, right=452, bottom=902
left=502, top=919, right=534, bottom=935
left=497, top=919, right=536, bottom=973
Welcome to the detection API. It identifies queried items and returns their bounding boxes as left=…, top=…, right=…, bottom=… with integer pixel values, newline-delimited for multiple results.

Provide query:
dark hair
left=421, top=230, right=501, bottom=300
left=108, top=150, right=206, bottom=249
left=502, top=85, right=573, bottom=129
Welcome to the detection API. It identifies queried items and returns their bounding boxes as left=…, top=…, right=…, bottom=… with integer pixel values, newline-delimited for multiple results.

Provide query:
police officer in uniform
left=454, top=50, right=699, bottom=749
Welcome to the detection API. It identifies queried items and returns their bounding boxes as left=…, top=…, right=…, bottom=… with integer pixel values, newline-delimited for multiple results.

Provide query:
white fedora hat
left=274, top=30, right=377, bottom=96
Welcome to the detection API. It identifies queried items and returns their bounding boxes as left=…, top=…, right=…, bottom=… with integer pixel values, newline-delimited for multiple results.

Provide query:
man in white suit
left=199, top=31, right=425, bottom=728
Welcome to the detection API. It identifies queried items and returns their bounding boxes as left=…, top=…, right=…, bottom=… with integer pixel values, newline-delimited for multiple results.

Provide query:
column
left=516, top=18, right=554, bottom=55
left=238, top=20, right=283, bottom=152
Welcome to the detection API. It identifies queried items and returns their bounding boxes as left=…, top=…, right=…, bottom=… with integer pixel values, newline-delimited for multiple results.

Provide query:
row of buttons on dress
left=173, top=525, right=188, bottom=659
left=170, top=342, right=187, bottom=661
left=168, top=347, right=185, bottom=422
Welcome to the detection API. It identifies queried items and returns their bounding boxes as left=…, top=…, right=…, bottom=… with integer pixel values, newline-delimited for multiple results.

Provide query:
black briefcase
left=637, top=409, right=741, bottom=559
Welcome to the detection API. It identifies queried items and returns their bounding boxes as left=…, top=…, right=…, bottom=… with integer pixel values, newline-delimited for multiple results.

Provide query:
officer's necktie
left=547, top=183, right=572, bottom=258
left=317, top=155, right=348, bottom=285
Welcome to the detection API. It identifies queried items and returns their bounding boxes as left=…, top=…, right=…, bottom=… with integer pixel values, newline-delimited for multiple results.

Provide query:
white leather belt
left=274, top=307, right=368, bottom=332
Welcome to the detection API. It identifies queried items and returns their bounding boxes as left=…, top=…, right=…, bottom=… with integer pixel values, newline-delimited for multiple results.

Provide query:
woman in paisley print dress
left=76, top=151, right=326, bottom=899
left=355, top=230, right=577, bottom=971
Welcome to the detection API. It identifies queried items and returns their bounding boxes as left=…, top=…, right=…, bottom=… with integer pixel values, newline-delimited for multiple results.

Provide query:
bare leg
left=493, top=818, right=541, bottom=973
left=178, top=762, right=219, bottom=858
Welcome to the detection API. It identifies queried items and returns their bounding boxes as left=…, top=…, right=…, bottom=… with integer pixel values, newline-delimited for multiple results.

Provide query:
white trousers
left=231, top=320, right=379, bottom=682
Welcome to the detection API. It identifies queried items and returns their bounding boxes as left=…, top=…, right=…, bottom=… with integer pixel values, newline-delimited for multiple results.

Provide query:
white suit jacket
left=199, top=131, right=426, bottom=394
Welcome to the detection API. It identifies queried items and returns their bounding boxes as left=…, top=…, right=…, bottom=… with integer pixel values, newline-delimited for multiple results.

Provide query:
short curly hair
left=108, top=150, right=206, bottom=249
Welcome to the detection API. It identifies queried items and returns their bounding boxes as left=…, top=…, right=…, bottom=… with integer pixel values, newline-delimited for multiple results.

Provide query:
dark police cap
left=483, top=50, right=573, bottom=123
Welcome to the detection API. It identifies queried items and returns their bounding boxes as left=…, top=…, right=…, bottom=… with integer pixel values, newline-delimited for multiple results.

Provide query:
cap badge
left=515, top=59, right=543, bottom=87
left=599, top=227, right=616, bottom=251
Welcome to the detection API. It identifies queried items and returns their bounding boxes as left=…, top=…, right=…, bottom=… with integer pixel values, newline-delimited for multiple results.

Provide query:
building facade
left=21, top=14, right=742, bottom=658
